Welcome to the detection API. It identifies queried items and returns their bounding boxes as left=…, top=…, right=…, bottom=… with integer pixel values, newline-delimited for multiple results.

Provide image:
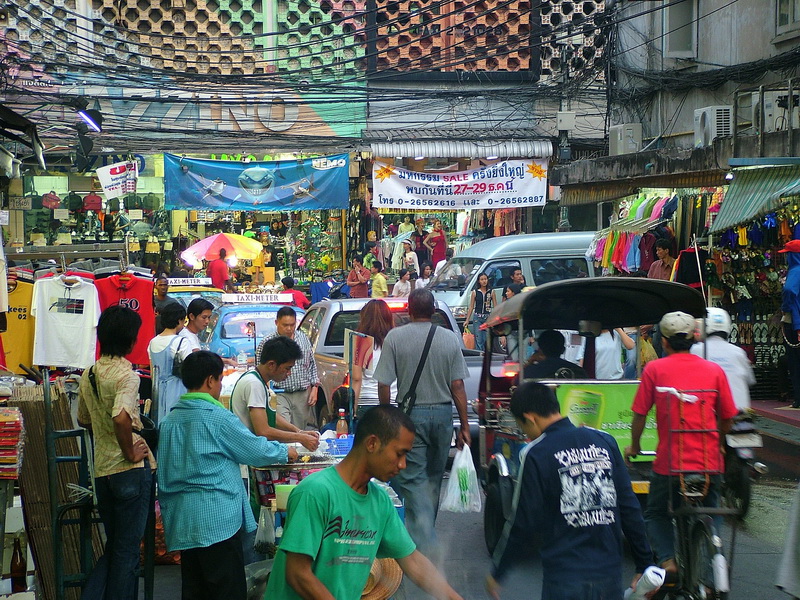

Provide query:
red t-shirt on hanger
left=95, top=274, right=156, bottom=365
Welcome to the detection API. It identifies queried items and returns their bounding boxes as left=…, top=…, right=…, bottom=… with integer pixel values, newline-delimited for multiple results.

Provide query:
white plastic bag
left=254, top=506, right=276, bottom=557
left=441, top=446, right=482, bottom=513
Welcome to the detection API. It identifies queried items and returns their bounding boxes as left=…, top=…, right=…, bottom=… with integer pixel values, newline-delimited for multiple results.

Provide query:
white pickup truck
left=298, top=297, right=482, bottom=446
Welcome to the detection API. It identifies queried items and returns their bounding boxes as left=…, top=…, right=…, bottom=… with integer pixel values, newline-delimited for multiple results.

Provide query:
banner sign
left=371, top=159, right=548, bottom=210
left=221, top=293, right=293, bottom=304
left=95, top=160, right=139, bottom=200
left=164, top=153, right=350, bottom=211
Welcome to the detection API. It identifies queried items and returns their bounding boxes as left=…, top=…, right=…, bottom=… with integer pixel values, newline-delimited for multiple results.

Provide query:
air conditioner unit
left=693, top=106, right=732, bottom=148
left=750, top=91, right=800, bottom=133
left=609, top=123, right=642, bottom=156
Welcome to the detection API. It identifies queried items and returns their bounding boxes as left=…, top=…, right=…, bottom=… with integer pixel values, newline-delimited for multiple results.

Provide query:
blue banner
left=164, top=153, right=350, bottom=211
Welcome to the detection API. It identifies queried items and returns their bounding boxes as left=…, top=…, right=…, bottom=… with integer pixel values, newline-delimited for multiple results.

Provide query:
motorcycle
left=722, top=412, right=768, bottom=519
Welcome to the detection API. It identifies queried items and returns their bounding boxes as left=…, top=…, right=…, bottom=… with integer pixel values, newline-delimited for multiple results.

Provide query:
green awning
left=710, top=165, right=800, bottom=233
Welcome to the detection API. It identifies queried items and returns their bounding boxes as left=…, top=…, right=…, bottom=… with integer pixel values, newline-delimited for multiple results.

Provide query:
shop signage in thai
left=371, top=160, right=548, bottom=210
left=164, top=154, right=350, bottom=211
left=95, top=160, right=139, bottom=199
left=221, top=293, right=293, bottom=304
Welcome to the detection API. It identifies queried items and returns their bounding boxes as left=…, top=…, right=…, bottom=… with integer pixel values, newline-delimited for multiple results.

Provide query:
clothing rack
left=10, top=242, right=129, bottom=262
left=595, top=217, right=670, bottom=238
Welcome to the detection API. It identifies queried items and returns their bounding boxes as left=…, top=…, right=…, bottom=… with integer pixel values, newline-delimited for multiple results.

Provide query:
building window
left=663, top=0, right=697, bottom=58
left=777, top=0, right=800, bottom=34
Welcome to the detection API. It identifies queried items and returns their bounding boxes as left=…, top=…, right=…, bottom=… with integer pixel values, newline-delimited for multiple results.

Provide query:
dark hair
left=655, top=238, right=672, bottom=252
left=398, top=268, right=409, bottom=279
left=159, top=302, right=187, bottom=330
left=364, top=241, right=377, bottom=251
left=510, top=381, right=561, bottom=419
left=98, top=306, right=142, bottom=357
left=156, top=274, right=168, bottom=283
left=186, top=298, right=214, bottom=318
left=281, top=276, right=295, bottom=289
left=512, top=268, right=523, bottom=275
left=331, top=385, right=355, bottom=419
left=219, top=248, right=227, bottom=259
left=371, top=261, right=383, bottom=272
left=507, top=283, right=524, bottom=295
left=276, top=306, right=297, bottom=321
left=354, top=405, right=415, bottom=447
left=537, top=330, right=565, bottom=357
left=357, top=299, right=394, bottom=348
left=445, top=248, right=454, bottom=258
left=665, top=335, right=695, bottom=352
left=352, top=254, right=363, bottom=265
left=408, top=288, right=435, bottom=319
left=181, top=350, right=224, bottom=390
left=259, top=336, right=303, bottom=366
left=420, top=262, right=433, bottom=275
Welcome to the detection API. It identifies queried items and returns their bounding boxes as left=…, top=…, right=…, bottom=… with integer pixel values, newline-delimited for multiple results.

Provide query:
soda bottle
left=237, top=349, right=248, bottom=367
left=10, top=536, right=26, bottom=593
left=335, top=409, right=349, bottom=438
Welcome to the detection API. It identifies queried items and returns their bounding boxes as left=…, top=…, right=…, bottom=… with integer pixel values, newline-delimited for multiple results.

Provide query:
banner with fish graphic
left=164, top=153, right=350, bottom=211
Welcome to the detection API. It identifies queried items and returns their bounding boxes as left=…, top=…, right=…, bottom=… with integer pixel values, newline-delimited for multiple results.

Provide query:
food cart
left=476, top=277, right=707, bottom=554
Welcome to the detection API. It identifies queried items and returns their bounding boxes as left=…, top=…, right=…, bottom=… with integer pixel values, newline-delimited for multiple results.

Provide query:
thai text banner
left=164, top=153, right=350, bottom=211
left=371, top=159, right=548, bottom=211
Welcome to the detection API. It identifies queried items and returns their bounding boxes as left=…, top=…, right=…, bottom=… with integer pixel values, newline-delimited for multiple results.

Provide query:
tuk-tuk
left=477, top=277, right=706, bottom=554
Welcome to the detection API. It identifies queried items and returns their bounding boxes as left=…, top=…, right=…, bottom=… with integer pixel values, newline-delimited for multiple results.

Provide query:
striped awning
left=710, top=165, right=800, bottom=233
left=369, top=139, right=553, bottom=159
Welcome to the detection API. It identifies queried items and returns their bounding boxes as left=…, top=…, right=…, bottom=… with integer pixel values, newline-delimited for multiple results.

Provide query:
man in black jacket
left=524, top=330, right=587, bottom=380
left=486, top=381, right=655, bottom=600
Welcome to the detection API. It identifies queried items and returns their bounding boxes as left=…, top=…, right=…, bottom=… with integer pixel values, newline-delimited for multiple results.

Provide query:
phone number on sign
left=378, top=196, right=543, bottom=207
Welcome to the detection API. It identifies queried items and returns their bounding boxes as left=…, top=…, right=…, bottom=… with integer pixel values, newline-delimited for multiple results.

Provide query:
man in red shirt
left=346, top=255, right=370, bottom=298
left=625, top=311, right=738, bottom=575
left=281, top=277, right=311, bottom=310
left=207, top=248, right=232, bottom=291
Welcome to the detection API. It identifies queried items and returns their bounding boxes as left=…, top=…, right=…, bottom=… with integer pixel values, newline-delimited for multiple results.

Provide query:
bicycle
left=647, top=387, right=741, bottom=600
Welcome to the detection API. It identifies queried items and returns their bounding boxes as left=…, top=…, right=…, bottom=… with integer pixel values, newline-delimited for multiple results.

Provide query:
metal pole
left=732, top=90, right=738, bottom=158
left=758, top=85, right=765, bottom=157
left=789, top=78, right=795, bottom=155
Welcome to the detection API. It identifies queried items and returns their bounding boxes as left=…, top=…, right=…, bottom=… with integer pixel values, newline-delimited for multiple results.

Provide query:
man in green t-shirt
left=265, top=405, right=463, bottom=600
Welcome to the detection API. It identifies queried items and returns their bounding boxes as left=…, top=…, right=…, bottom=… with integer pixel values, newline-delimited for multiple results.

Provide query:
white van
left=428, top=231, right=596, bottom=327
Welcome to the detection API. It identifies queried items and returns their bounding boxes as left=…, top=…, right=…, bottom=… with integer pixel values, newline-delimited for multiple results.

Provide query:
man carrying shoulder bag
left=374, top=288, right=470, bottom=564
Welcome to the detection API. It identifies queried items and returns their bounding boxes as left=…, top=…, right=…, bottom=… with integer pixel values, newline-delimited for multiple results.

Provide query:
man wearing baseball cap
left=625, top=311, right=738, bottom=578
left=780, top=239, right=800, bottom=407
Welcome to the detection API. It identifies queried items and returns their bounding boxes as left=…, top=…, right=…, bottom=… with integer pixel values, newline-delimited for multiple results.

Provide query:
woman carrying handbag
left=463, top=273, right=493, bottom=351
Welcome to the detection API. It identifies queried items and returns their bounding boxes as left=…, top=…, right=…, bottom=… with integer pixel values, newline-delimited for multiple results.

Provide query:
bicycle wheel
left=689, top=521, right=727, bottom=600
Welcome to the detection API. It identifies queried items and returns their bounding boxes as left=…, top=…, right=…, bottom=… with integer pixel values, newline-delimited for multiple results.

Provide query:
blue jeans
left=472, top=315, right=488, bottom=351
left=83, top=465, right=153, bottom=600
left=390, top=403, right=452, bottom=561
left=541, top=576, right=622, bottom=600
left=644, top=473, right=721, bottom=565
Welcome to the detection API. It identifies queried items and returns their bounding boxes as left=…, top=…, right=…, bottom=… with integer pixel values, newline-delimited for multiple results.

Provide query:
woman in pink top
left=424, top=219, right=448, bottom=266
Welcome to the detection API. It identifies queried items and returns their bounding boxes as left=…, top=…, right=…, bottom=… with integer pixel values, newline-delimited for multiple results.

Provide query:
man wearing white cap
left=625, top=311, right=738, bottom=577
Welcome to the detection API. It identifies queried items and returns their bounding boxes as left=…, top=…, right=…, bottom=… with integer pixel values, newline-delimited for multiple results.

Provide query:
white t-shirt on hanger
left=31, top=277, right=101, bottom=368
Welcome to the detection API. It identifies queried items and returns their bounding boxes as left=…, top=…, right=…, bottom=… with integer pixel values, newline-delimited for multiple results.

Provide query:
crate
left=329, top=435, right=354, bottom=456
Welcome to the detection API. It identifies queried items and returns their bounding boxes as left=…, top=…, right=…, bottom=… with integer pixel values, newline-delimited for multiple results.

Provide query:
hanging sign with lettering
left=371, top=160, right=548, bottom=210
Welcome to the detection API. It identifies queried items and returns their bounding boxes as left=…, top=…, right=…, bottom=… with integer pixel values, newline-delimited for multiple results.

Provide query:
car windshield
left=221, top=313, right=279, bottom=339
left=429, top=257, right=484, bottom=291
left=325, top=309, right=452, bottom=347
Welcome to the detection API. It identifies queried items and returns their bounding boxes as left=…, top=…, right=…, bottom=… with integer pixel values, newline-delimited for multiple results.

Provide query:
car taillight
left=384, top=301, right=406, bottom=310
left=502, top=362, right=519, bottom=378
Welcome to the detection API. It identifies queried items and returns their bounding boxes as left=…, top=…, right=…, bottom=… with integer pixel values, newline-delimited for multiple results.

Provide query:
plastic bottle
left=623, top=566, right=666, bottom=600
left=10, top=536, right=26, bottom=593
left=237, top=349, right=247, bottom=366
left=335, top=409, right=349, bottom=438
left=713, top=552, right=730, bottom=592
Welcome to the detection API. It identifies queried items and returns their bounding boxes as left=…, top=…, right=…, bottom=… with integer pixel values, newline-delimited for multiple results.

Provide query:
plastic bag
left=245, top=559, right=274, bottom=600
left=254, top=506, right=277, bottom=558
left=640, top=338, right=658, bottom=365
left=441, top=446, right=482, bottom=513
left=462, top=331, right=476, bottom=350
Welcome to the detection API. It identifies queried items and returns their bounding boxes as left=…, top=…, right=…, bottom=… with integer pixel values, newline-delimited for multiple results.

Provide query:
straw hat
left=361, top=558, right=403, bottom=600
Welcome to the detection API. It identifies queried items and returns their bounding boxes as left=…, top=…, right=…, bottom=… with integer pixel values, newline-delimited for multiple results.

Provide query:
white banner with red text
left=371, top=160, right=548, bottom=211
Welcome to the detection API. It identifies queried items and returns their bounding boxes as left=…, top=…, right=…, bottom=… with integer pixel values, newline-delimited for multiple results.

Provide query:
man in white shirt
left=179, top=298, right=213, bottom=352
left=691, top=308, right=755, bottom=411
left=434, top=248, right=460, bottom=278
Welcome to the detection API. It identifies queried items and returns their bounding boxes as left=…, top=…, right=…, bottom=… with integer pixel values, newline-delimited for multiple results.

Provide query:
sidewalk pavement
left=750, top=399, right=800, bottom=479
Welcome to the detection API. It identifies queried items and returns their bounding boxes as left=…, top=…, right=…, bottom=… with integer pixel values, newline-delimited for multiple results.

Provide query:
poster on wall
left=371, top=159, right=548, bottom=211
left=164, top=153, right=350, bottom=211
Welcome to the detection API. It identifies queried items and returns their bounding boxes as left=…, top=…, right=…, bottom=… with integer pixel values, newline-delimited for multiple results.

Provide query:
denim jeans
left=82, top=464, right=153, bottom=600
left=472, top=315, right=488, bottom=351
left=390, top=403, right=452, bottom=562
left=541, top=576, right=622, bottom=600
left=644, top=473, right=721, bottom=565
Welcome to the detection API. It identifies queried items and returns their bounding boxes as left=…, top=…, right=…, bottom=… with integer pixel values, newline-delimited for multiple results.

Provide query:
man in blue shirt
left=485, top=381, right=654, bottom=600
left=159, top=351, right=299, bottom=600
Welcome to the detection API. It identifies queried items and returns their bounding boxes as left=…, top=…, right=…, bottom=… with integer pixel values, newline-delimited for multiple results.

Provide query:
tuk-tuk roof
left=484, top=277, right=706, bottom=331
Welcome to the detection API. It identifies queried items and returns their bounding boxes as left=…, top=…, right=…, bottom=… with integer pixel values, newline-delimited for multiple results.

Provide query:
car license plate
left=726, top=432, right=763, bottom=448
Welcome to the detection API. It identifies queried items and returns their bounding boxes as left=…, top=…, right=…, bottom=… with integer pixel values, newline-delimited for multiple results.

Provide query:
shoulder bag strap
left=402, top=324, right=437, bottom=415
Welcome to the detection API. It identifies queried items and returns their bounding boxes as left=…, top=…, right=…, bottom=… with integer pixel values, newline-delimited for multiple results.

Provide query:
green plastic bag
left=441, top=446, right=482, bottom=513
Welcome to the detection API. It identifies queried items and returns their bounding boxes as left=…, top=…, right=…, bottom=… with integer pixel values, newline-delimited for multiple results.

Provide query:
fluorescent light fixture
left=414, top=155, right=425, bottom=160
left=78, top=109, right=103, bottom=132
left=486, top=154, right=499, bottom=160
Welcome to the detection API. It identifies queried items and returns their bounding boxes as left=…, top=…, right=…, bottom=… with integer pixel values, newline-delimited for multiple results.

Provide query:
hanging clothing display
left=1, top=277, right=35, bottom=374
left=95, top=273, right=156, bottom=365
left=32, top=276, right=101, bottom=368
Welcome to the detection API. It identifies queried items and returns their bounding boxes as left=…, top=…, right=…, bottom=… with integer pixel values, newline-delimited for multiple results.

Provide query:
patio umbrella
left=181, top=232, right=264, bottom=263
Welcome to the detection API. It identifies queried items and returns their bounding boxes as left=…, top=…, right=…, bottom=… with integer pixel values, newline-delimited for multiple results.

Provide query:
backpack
left=66, top=192, right=83, bottom=211
left=83, top=192, right=103, bottom=211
